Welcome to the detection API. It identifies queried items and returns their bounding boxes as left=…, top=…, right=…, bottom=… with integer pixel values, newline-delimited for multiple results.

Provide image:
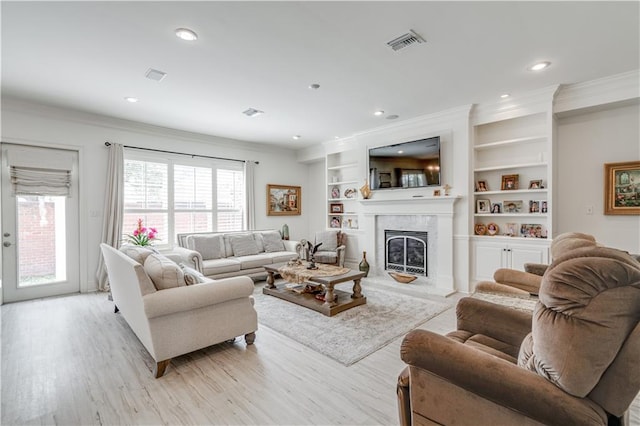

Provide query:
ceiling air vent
left=243, top=108, right=264, bottom=117
left=386, top=30, right=426, bottom=51
left=145, top=68, right=167, bottom=82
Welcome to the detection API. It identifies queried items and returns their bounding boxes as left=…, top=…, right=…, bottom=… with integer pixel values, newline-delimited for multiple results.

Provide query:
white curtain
left=244, top=160, right=257, bottom=230
left=95, top=143, right=124, bottom=291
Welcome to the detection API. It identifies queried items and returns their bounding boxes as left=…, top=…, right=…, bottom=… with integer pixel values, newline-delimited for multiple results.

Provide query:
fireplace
left=385, top=230, right=428, bottom=276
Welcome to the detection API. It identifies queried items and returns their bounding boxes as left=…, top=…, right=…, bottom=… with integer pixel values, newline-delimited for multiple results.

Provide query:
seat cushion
left=201, top=258, right=242, bottom=276
left=315, top=250, right=338, bottom=264
left=188, top=234, right=225, bottom=260
left=235, top=254, right=272, bottom=269
left=264, top=251, right=298, bottom=264
left=447, top=330, right=519, bottom=363
left=143, top=253, right=186, bottom=290
left=230, top=234, right=259, bottom=257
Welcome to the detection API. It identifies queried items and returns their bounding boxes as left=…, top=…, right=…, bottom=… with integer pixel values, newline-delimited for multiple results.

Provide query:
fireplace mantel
left=359, top=196, right=460, bottom=296
left=360, top=195, right=460, bottom=216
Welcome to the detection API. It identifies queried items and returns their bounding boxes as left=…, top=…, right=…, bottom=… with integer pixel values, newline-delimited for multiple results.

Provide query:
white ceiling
left=2, top=1, right=639, bottom=149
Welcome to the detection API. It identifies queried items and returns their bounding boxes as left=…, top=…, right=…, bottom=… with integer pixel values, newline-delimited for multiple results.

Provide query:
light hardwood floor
left=1, top=282, right=638, bottom=425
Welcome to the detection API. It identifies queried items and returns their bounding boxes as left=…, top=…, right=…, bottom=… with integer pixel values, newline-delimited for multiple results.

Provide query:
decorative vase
left=282, top=224, right=290, bottom=240
left=359, top=251, right=370, bottom=277
left=359, top=180, right=371, bottom=199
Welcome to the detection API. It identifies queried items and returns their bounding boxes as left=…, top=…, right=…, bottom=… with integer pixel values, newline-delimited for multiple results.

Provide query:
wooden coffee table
left=263, top=262, right=366, bottom=317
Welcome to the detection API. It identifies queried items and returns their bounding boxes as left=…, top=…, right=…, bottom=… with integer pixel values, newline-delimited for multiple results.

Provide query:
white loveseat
left=100, top=243, right=258, bottom=378
left=175, top=230, right=301, bottom=280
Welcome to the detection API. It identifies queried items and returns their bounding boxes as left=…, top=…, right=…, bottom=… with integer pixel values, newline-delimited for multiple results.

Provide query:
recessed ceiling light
left=500, top=93, right=510, bottom=98
left=175, top=28, right=198, bottom=41
left=242, top=108, right=264, bottom=117
left=334, top=136, right=340, bottom=139
left=293, top=135, right=301, bottom=140
left=397, top=150, right=404, bottom=154
left=124, top=97, right=139, bottom=103
left=309, top=83, right=320, bottom=90
left=386, top=114, right=399, bottom=120
left=374, top=110, right=385, bottom=116
left=528, top=61, right=551, bottom=71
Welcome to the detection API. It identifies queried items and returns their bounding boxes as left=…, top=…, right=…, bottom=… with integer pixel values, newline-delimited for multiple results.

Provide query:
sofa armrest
left=160, top=246, right=203, bottom=272
left=283, top=239, right=301, bottom=255
left=493, top=268, right=542, bottom=294
left=400, top=329, right=607, bottom=425
left=336, top=245, right=346, bottom=267
left=456, top=297, right=532, bottom=347
left=143, top=276, right=254, bottom=319
left=524, top=262, right=548, bottom=276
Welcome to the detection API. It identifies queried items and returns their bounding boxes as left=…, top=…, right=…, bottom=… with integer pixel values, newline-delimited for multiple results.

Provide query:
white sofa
left=100, top=243, right=258, bottom=378
left=175, top=230, right=301, bottom=280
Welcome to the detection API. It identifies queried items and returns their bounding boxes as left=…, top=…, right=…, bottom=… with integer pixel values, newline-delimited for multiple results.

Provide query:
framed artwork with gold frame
left=604, top=161, right=640, bottom=215
left=267, top=184, right=301, bottom=216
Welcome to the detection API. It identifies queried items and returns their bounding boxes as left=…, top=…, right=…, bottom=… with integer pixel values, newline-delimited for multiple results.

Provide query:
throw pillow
left=179, top=263, right=207, bottom=285
left=261, top=231, right=285, bottom=253
left=230, top=234, right=259, bottom=256
left=315, top=230, right=338, bottom=252
left=119, top=245, right=155, bottom=265
left=189, top=234, right=225, bottom=260
left=144, top=253, right=186, bottom=290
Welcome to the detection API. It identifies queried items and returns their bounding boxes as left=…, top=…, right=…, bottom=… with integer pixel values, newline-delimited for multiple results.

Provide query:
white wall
left=1, top=98, right=310, bottom=292
left=556, top=101, right=640, bottom=252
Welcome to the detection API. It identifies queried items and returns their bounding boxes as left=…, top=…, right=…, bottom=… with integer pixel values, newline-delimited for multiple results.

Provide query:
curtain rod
left=104, top=142, right=258, bottom=164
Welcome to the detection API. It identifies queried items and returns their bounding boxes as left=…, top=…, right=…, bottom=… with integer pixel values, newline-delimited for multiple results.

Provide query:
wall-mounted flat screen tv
left=368, top=136, right=440, bottom=190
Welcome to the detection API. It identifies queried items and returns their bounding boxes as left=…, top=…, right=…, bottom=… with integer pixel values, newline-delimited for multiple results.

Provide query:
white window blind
left=11, top=167, right=71, bottom=196
left=7, top=147, right=75, bottom=197
left=123, top=151, right=245, bottom=246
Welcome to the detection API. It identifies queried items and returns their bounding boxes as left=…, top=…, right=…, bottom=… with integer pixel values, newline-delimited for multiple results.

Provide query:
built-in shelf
left=327, top=162, right=358, bottom=171
left=327, top=180, right=359, bottom=186
left=474, top=135, right=546, bottom=150
left=474, top=189, right=547, bottom=195
left=474, top=213, right=548, bottom=218
left=474, top=162, right=547, bottom=172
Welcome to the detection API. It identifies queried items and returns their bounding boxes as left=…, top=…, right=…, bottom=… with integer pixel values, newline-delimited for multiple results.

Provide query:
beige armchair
left=100, top=243, right=258, bottom=378
left=306, top=230, right=346, bottom=267
left=398, top=245, right=640, bottom=426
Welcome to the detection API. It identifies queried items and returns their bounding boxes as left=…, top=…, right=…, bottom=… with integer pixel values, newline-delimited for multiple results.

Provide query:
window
left=123, top=152, right=245, bottom=246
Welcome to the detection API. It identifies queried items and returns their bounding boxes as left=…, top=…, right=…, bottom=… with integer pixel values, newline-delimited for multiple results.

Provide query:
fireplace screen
left=385, top=230, right=428, bottom=276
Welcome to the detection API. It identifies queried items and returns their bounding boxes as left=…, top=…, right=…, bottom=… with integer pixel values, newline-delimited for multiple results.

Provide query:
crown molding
left=554, top=69, right=640, bottom=114
left=1, top=96, right=288, bottom=157
left=471, top=85, right=560, bottom=125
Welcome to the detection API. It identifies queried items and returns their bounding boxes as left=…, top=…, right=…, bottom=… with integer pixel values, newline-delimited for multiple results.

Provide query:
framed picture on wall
left=604, top=161, right=640, bottom=215
left=267, top=184, right=301, bottom=216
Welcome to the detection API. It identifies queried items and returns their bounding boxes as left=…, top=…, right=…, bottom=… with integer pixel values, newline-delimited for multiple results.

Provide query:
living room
left=2, top=2, right=639, bottom=425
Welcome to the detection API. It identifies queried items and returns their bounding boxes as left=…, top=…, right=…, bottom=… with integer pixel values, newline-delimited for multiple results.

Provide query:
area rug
left=471, top=291, right=538, bottom=312
left=254, top=285, right=450, bottom=366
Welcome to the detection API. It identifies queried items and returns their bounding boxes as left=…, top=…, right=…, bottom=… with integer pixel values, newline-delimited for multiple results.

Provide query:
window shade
left=10, top=166, right=71, bottom=196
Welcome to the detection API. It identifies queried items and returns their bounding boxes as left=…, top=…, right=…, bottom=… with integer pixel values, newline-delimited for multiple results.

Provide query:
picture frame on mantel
left=604, top=161, right=640, bottom=215
left=267, top=184, right=301, bottom=216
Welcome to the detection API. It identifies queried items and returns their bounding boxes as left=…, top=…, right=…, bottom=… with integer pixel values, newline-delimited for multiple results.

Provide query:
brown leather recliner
left=398, top=245, right=640, bottom=426
left=476, top=232, right=598, bottom=296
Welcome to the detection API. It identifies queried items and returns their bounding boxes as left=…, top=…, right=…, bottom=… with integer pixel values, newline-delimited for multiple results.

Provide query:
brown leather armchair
left=476, top=232, right=597, bottom=296
left=398, top=245, right=640, bottom=426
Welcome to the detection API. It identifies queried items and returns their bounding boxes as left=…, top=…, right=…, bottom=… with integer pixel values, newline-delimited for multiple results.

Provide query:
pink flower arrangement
left=125, top=218, right=157, bottom=246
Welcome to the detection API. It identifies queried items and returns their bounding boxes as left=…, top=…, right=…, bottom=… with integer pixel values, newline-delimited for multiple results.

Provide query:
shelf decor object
left=604, top=161, right=640, bottom=215
left=267, top=184, right=301, bottom=216
left=486, top=223, right=499, bottom=236
left=388, top=271, right=417, bottom=284
left=359, top=180, right=371, bottom=199
left=330, top=203, right=344, bottom=213
left=501, top=174, right=519, bottom=190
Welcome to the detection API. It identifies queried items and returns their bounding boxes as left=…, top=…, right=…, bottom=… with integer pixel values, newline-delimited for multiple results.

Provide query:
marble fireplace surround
left=360, top=196, right=459, bottom=296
